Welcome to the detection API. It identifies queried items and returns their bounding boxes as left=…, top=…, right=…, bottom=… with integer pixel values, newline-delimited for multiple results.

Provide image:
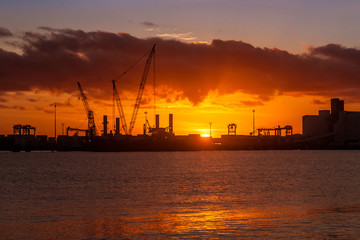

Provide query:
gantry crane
left=66, top=127, right=88, bottom=136
left=143, top=111, right=153, bottom=135
left=128, top=44, right=156, bottom=135
left=112, top=80, right=128, bottom=134
left=77, top=81, right=97, bottom=137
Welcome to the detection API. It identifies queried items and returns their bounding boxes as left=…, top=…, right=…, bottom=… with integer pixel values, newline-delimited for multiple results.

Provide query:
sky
left=1, top=0, right=360, bottom=137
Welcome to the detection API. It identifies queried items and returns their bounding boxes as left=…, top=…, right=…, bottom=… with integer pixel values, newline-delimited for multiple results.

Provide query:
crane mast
left=77, top=81, right=96, bottom=137
left=128, top=44, right=156, bottom=135
left=112, top=80, right=128, bottom=134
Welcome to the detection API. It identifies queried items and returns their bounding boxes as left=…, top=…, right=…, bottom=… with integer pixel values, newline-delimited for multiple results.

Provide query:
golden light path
left=0, top=205, right=307, bottom=239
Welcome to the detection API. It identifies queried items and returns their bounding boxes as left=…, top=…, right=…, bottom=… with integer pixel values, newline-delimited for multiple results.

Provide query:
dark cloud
left=35, top=106, right=54, bottom=114
left=142, top=21, right=157, bottom=27
left=310, top=44, right=360, bottom=64
left=0, top=104, right=26, bottom=110
left=0, top=27, right=13, bottom=37
left=312, top=99, right=327, bottom=105
left=27, top=98, right=38, bottom=102
left=0, top=28, right=360, bottom=106
left=38, top=26, right=56, bottom=31
left=93, top=100, right=113, bottom=107
left=49, top=98, right=72, bottom=107
left=240, top=100, right=264, bottom=107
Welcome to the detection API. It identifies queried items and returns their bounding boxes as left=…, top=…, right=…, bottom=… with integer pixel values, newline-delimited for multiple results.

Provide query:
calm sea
left=0, top=150, right=359, bottom=239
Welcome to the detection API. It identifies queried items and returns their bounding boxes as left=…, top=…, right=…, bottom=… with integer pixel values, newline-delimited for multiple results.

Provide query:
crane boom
left=112, top=80, right=128, bottom=134
left=128, top=44, right=156, bottom=135
left=77, top=81, right=96, bottom=137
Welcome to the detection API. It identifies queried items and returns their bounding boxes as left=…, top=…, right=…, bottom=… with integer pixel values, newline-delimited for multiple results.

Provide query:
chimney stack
left=169, top=114, right=173, bottom=135
left=103, top=115, right=108, bottom=136
left=156, top=114, right=160, bottom=129
left=115, top=117, right=120, bottom=135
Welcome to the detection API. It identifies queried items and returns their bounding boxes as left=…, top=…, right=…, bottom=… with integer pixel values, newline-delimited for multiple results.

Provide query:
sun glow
left=201, top=133, right=210, bottom=137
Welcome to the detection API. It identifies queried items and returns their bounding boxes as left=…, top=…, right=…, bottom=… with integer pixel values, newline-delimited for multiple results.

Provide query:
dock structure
left=13, top=124, right=36, bottom=136
left=1, top=98, right=360, bottom=151
left=257, top=125, right=293, bottom=137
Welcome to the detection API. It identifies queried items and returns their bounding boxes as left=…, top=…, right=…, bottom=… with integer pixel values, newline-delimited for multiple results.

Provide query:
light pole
left=54, top=104, right=56, bottom=140
left=253, top=109, right=255, bottom=135
left=209, top=122, right=212, bottom=137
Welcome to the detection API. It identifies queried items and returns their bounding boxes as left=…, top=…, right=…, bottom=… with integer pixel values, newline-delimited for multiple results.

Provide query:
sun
left=201, top=133, right=210, bottom=137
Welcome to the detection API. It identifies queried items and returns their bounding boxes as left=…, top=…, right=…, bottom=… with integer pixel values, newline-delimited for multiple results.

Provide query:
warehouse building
left=303, top=98, right=360, bottom=144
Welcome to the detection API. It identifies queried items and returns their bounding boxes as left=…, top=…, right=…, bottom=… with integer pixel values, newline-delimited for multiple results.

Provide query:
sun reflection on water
left=0, top=206, right=308, bottom=239
left=2, top=151, right=359, bottom=239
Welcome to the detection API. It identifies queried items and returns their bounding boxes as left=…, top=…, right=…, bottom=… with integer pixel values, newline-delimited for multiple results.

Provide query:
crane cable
left=153, top=52, right=156, bottom=123
left=112, top=48, right=151, bottom=132
left=113, top=49, right=151, bottom=82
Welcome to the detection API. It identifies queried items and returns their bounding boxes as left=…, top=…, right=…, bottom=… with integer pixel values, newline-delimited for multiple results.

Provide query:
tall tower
left=156, top=114, right=160, bottom=129
left=169, top=114, right=173, bottom=135
left=115, top=118, right=120, bottom=135
left=103, top=115, right=108, bottom=136
left=331, top=98, right=344, bottom=122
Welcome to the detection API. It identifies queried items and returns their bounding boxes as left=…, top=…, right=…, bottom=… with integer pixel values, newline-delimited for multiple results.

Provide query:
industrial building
left=303, top=98, right=360, bottom=145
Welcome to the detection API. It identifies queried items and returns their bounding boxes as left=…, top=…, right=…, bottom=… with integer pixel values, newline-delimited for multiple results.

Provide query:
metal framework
left=13, top=124, right=36, bottom=135
left=77, top=82, right=96, bottom=137
left=112, top=80, right=128, bottom=134
left=66, top=127, right=88, bottom=136
left=228, top=123, right=237, bottom=135
left=257, top=125, right=293, bottom=137
left=143, top=111, right=152, bottom=135
left=128, top=44, right=156, bottom=135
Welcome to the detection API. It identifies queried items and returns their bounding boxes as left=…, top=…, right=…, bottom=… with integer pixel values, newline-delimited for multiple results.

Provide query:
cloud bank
left=1, top=28, right=360, bottom=105
left=0, top=27, right=13, bottom=37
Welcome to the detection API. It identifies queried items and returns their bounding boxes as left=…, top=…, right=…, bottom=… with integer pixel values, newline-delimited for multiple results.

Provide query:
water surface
left=0, top=150, right=359, bottom=239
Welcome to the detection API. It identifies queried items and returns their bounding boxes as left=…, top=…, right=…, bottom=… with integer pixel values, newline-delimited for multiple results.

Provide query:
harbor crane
left=66, top=127, right=88, bottom=136
left=112, top=80, right=128, bottom=134
left=143, top=111, right=154, bottom=135
left=77, top=81, right=97, bottom=137
left=128, top=44, right=156, bottom=135
left=112, top=44, right=156, bottom=135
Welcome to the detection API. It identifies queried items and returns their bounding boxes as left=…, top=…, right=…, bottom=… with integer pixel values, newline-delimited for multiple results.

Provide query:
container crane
left=143, top=111, right=153, bottom=135
left=112, top=80, right=128, bottom=134
left=128, top=44, right=156, bottom=135
left=66, top=127, right=88, bottom=136
left=77, top=81, right=97, bottom=137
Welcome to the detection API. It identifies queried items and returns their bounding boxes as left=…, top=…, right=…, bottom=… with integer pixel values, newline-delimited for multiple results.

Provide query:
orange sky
left=1, top=29, right=360, bottom=138
left=1, top=86, right=359, bottom=138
